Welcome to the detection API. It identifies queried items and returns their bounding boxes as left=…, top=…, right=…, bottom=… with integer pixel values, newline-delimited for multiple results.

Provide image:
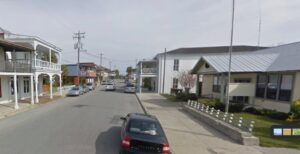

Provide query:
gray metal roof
left=165, top=46, right=268, bottom=54
left=196, top=41, right=300, bottom=73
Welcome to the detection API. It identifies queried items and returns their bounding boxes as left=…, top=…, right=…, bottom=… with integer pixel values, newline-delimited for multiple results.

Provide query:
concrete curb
left=134, top=94, right=148, bottom=115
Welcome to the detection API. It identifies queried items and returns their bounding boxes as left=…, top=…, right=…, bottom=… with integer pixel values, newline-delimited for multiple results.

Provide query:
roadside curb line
left=134, top=94, right=148, bottom=115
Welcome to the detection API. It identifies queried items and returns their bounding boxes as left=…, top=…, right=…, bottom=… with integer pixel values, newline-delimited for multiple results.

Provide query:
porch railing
left=0, top=60, right=31, bottom=73
left=142, top=68, right=157, bottom=74
left=34, top=59, right=61, bottom=71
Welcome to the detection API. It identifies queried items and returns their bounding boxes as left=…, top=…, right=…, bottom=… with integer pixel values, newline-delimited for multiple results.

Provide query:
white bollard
left=201, top=104, right=205, bottom=111
left=197, top=103, right=200, bottom=110
left=229, top=114, right=234, bottom=123
left=216, top=109, right=220, bottom=118
left=187, top=100, right=191, bottom=106
left=249, top=121, right=255, bottom=132
left=205, top=106, right=210, bottom=113
left=210, top=107, right=215, bottom=115
left=238, top=117, right=243, bottom=127
left=223, top=112, right=228, bottom=121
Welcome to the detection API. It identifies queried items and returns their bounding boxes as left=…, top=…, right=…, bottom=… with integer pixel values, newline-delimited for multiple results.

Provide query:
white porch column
left=14, top=74, right=19, bottom=110
left=30, top=75, right=34, bottom=104
left=49, top=74, right=53, bottom=99
left=139, top=62, right=142, bottom=93
left=35, top=73, right=39, bottom=103
left=49, top=49, right=52, bottom=63
left=59, top=74, right=62, bottom=96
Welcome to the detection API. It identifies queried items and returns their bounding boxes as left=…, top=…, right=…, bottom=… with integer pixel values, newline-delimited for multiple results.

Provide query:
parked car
left=86, top=82, right=95, bottom=91
left=82, top=85, right=89, bottom=93
left=101, top=80, right=108, bottom=85
left=120, top=113, right=171, bottom=154
left=124, top=83, right=136, bottom=93
left=105, top=83, right=116, bottom=91
left=67, top=86, right=83, bottom=96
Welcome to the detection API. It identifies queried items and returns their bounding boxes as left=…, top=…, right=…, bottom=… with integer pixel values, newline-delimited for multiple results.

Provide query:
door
left=198, top=82, right=202, bottom=97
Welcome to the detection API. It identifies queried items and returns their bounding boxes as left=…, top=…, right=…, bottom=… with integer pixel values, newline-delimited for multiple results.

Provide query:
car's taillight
left=162, top=143, right=170, bottom=154
left=121, top=136, right=130, bottom=148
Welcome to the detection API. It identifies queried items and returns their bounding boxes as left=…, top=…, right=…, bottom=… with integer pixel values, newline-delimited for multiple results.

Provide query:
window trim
left=172, top=78, right=178, bottom=89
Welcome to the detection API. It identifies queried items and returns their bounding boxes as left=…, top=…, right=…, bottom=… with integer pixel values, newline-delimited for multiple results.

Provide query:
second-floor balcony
left=34, top=59, right=61, bottom=72
left=0, top=60, right=31, bottom=73
left=142, top=68, right=157, bottom=74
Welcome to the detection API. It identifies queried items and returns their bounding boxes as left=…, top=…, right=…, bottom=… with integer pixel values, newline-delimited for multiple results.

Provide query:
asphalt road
left=0, top=82, right=143, bottom=154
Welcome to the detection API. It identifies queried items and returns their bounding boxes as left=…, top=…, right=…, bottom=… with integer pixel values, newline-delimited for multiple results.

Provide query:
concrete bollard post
left=194, top=101, right=197, bottom=108
left=249, top=121, right=255, bottom=132
left=238, top=117, right=243, bottom=127
left=210, top=107, right=215, bottom=115
left=187, top=100, right=191, bottom=106
left=229, top=114, right=234, bottom=123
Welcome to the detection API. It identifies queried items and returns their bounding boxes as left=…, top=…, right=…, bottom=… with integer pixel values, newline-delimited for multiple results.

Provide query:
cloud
left=0, top=0, right=300, bottom=73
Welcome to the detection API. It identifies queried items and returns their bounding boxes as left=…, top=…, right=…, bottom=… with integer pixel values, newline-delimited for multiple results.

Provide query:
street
left=0, top=83, right=142, bottom=154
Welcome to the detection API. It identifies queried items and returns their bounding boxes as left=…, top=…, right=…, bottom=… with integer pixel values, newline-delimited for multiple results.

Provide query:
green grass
left=161, top=94, right=179, bottom=102
left=235, top=113, right=300, bottom=149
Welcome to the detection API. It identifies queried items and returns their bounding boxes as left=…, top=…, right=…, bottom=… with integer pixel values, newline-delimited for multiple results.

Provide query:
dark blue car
left=120, top=113, right=171, bottom=154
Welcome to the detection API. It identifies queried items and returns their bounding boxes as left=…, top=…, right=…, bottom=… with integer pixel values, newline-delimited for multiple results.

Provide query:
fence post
left=249, top=121, right=255, bottom=132
left=210, top=107, right=215, bottom=115
left=238, top=117, right=243, bottom=127
left=228, top=114, right=234, bottom=123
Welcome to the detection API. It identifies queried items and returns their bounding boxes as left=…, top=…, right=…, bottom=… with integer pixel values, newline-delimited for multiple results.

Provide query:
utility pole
left=98, top=52, right=103, bottom=83
left=225, top=0, right=235, bottom=113
left=73, top=30, right=85, bottom=86
left=109, top=61, right=112, bottom=70
left=162, top=48, right=167, bottom=94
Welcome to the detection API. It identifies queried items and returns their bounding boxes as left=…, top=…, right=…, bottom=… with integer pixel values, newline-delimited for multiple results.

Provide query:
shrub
left=228, top=103, right=244, bottom=113
left=291, top=100, right=300, bottom=118
left=267, top=112, right=290, bottom=120
left=243, top=107, right=263, bottom=115
left=200, top=99, right=225, bottom=111
left=176, top=93, right=197, bottom=101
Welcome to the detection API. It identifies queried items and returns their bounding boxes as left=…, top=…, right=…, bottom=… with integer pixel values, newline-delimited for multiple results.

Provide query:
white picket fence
left=186, top=100, right=255, bottom=133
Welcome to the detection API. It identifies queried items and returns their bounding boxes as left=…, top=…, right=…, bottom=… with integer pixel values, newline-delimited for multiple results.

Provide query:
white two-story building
left=0, top=28, right=62, bottom=109
left=137, top=46, right=266, bottom=94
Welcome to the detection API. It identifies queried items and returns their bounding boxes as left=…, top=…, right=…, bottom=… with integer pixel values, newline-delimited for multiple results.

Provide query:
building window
left=173, top=59, right=179, bottom=71
left=24, top=77, right=30, bottom=93
left=279, top=75, right=293, bottom=101
left=172, top=78, right=178, bottom=89
left=266, top=74, right=279, bottom=100
left=212, top=75, right=221, bottom=93
left=256, top=75, right=267, bottom=98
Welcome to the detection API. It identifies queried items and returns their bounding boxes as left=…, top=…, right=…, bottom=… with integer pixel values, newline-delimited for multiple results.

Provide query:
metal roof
left=194, top=41, right=300, bottom=73
left=201, top=53, right=279, bottom=73
left=165, top=46, right=268, bottom=55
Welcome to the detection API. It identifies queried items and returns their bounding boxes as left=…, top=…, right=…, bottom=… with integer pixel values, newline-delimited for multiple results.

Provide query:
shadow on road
left=95, top=126, right=121, bottom=154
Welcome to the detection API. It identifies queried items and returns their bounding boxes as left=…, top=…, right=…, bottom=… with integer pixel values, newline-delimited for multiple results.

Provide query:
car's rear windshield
left=127, top=119, right=163, bottom=136
left=126, top=84, right=135, bottom=87
left=87, top=83, right=92, bottom=86
left=72, top=87, right=79, bottom=90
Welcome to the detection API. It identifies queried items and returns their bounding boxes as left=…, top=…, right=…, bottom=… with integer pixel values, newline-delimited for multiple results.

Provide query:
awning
left=0, top=39, right=33, bottom=51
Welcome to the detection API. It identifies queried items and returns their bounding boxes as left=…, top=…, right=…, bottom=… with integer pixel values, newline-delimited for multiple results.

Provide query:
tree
left=178, top=70, right=196, bottom=94
left=61, top=65, right=69, bottom=85
left=126, top=66, right=133, bottom=75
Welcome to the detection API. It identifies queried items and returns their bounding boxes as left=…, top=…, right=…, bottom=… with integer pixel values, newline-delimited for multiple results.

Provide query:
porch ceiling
left=0, top=39, right=33, bottom=51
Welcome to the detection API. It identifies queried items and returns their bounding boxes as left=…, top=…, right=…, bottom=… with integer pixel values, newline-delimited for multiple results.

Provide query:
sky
left=1, top=0, right=300, bottom=74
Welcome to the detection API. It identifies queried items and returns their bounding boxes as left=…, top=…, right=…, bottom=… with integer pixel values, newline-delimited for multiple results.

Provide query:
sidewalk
left=136, top=93, right=300, bottom=154
left=0, top=95, right=63, bottom=121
